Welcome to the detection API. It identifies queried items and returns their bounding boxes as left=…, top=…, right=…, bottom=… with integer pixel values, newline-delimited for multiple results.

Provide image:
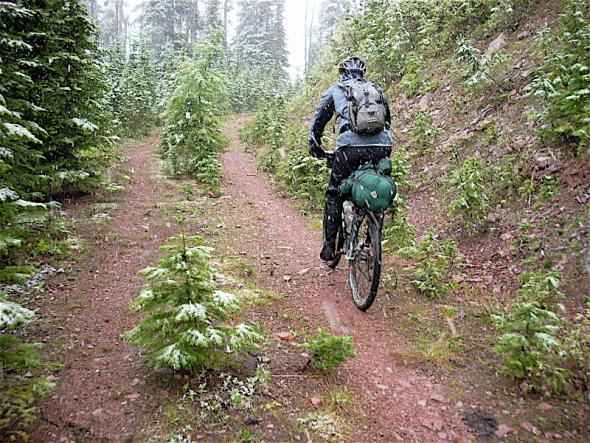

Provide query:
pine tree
left=205, top=0, right=222, bottom=32
left=123, top=224, right=263, bottom=372
left=81, top=0, right=100, bottom=21
left=104, top=43, right=127, bottom=135
left=234, top=0, right=287, bottom=71
left=156, top=44, right=181, bottom=114
left=0, top=2, right=47, bottom=258
left=100, top=0, right=127, bottom=47
left=140, top=0, right=194, bottom=59
left=121, top=39, right=158, bottom=137
left=161, top=41, right=228, bottom=187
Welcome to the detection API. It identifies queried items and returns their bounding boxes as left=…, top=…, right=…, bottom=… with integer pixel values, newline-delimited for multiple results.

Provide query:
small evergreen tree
left=161, top=41, right=228, bottom=189
left=122, top=223, right=263, bottom=372
left=156, top=44, right=180, bottom=114
left=300, top=329, right=357, bottom=374
left=530, top=0, right=590, bottom=152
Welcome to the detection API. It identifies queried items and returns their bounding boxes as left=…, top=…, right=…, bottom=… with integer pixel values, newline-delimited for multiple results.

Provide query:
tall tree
left=100, top=0, right=127, bottom=47
left=222, top=0, right=232, bottom=47
left=205, top=0, right=222, bottom=32
left=121, top=39, right=158, bottom=136
left=140, top=0, right=193, bottom=59
left=306, top=0, right=350, bottom=75
left=81, top=0, right=99, bottom=21
left=233, top=0, right=287, bottom=72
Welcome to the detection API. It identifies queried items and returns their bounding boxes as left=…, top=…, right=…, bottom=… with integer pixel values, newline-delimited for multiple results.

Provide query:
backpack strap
left=337, top=82, right=353, bottom=102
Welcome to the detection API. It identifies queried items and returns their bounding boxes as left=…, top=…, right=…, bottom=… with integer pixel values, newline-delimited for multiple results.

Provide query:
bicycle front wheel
left=349, top=211, right=382, bottom=311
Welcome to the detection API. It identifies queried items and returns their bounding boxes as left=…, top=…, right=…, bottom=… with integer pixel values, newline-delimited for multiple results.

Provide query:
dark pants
left=323, top=145, right=392, bottom=249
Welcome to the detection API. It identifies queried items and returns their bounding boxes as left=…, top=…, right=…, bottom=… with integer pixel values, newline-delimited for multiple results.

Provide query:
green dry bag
left=340, top=162, right=397, bottom=212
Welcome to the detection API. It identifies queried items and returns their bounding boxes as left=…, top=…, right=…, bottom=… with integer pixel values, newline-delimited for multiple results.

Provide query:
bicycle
left=324, top=152, right=388, bottom=311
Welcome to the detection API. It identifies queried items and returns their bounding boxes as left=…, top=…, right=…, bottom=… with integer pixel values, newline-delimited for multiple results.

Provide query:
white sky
left=120, top=0, right=324, bottom=80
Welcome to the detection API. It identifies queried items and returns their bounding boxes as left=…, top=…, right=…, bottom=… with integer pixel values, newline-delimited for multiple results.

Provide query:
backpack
left=339, top=159, right=397, bottom=212
left=339, top=79, right=387, bottom=135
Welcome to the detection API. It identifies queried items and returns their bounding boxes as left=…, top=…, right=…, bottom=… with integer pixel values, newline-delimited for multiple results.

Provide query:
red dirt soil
left=27, top=119, right=476, bottom=442
left=218, top=116, right=472, bottom=442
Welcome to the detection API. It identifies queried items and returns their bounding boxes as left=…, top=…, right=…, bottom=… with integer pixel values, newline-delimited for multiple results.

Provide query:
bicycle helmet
left=338, top=56, right=366, bottom=76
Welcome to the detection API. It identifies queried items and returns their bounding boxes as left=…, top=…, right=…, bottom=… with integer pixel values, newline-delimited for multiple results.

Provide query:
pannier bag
left=339, top=79, right=387, bottom=134
left=340, top=159, right=396, bottom=212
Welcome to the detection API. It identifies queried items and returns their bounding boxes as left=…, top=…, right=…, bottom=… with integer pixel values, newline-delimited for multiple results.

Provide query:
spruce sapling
left=123, top=219, right=263, bottom=373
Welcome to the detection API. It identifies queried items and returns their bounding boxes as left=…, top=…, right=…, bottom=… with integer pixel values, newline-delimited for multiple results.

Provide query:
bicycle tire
left=349, top=211, right=382, bottom=311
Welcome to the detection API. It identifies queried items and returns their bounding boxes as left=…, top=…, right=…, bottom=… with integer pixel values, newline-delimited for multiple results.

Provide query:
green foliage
left=455, top=38, right=510, bottom=91
left=403, top=230, right=458, bottom=298
left=276, top=150, right=330, bottom=209
left=492, top=270, right=577, bottom=393
left=399, top=57, right=423, bottom=98
left=0, top=295, right=55, bottom=440
left=122, top=223, right=263, bottom=373
left=0, top=1, right=117, bottom=265
left=383, top=148, right=415, bottom=252
left=448, top=157, right=490, bottom=231
left=410, top=112, right=440, bottom=153
left=530, top=0, right=590, bottom=152
left=300, top=329, right=356, bottom=374
left=120, top=39, right=158, bottom=137
left=161, top=42, right=229, bottom=191
left=226, top=66, right=290, bottom=114
left=240, top=98, right=287, bottom=172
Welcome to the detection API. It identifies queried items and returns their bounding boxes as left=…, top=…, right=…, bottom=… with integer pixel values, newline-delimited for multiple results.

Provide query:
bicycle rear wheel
left=349, top=211, right=382, bottom=311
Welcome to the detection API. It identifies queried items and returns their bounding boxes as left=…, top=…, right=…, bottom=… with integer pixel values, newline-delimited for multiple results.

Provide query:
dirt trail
left=219, top=116, right=472, bottom=442
left=29, top=118, right=474, bottom=442
left=32, top=134, right=179, bottom=442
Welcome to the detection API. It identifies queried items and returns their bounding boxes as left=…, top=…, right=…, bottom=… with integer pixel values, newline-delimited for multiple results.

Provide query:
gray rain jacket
left=309, top=73, right=393, bottom=157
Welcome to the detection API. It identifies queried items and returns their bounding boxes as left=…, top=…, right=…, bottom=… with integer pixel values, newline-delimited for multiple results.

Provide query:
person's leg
left=321, top=148, right=351, bottom=260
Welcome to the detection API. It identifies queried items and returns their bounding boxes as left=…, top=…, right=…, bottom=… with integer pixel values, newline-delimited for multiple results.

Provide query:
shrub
left=240, top=97, right=287, bottom=172
left=404, top=230, right=458, bottom=298
left=529, top=0, right=590, bottom=153
left=410, top=112, right=440, bottom=153
left=122, top=222, right=263, bottom=373
left=300, top=329, right=356, bottom=374
left=455, top=38, right=509, bottom=91
left=276, top=150, right=330, bottom=209
left=448, top=157, right=490, bottom=232
left=492, top=270, right=573, bottom=393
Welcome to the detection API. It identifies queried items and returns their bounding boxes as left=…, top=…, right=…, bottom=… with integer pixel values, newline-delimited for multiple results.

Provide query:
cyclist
left=309, top=56, right=393, bottom=262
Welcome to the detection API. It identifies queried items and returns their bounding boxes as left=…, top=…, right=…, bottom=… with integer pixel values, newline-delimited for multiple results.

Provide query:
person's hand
left=308, top=137, right=324, bottom=158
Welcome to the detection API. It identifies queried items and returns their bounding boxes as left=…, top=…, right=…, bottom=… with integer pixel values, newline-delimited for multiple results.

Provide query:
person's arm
left=381, top=89, right=391, bottom=129
left=309, top=87, right=335, bottom=158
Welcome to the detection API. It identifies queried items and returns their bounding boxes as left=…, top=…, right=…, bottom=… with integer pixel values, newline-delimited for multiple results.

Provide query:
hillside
left=242, top=0, right=590, bottom=439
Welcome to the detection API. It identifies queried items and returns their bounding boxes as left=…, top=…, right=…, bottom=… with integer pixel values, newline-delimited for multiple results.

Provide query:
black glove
left=308, top=137, right=325, bottom=159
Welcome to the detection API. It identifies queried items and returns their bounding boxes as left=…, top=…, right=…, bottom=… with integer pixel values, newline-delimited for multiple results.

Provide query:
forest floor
left=26, top=116, right=587, bottom=443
